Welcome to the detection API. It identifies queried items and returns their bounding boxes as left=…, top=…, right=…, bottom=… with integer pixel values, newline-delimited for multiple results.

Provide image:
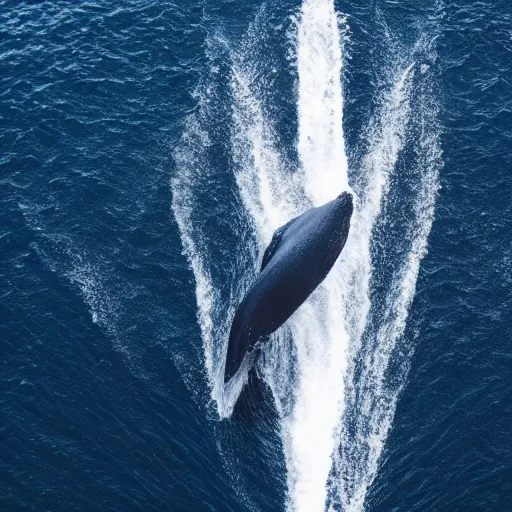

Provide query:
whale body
left=224, top=191, right=353, bottom=383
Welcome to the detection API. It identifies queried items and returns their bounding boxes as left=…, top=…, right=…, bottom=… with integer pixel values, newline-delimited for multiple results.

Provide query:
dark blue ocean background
left=2, top=0, right=511, bottom=511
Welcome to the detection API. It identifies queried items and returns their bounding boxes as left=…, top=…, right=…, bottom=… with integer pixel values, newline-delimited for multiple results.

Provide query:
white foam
left=333, top=37, right=441, bottom=512
left=171, top=113, right=218, bottom=392
left=230, top=64, right=302, bottom=243
left=296, top=0, right=349, bottom=205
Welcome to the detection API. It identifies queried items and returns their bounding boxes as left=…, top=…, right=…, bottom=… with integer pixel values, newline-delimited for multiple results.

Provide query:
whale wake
left=172, top=0, right=441, bottom=510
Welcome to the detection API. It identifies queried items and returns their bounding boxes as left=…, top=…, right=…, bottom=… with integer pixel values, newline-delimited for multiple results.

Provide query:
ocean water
left=1, top=1, right=511, bottom=511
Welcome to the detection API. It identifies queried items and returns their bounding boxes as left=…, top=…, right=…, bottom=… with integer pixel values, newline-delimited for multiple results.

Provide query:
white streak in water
left=334, top=35, right=441, bottom=512
left=297, top=0, right=349, bottom=204
left=172, top=116, right=217, bottom=384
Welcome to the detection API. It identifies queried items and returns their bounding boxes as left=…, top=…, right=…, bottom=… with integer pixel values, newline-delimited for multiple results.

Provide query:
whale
left=224, top=191, right=353, bottom=383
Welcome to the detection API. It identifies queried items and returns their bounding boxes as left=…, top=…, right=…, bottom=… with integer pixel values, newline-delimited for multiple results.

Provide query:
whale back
left=260, top=213, right=305, bottom=271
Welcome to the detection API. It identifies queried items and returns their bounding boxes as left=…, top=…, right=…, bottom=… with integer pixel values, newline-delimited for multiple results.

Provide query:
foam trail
left=297, top=0, right=349, bottom=204
left=342, top=62, right=416, bottom=362
left=230, top=64, right=302, bottom=244
left=172, top=115, right=216, bottom=383
left=333, top=37, right=441, bottom=512
left=329, top=64, right=415, bottom=509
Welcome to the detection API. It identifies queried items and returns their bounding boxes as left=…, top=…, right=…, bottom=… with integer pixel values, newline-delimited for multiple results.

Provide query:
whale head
left=335, top=191, right=353, bottom=214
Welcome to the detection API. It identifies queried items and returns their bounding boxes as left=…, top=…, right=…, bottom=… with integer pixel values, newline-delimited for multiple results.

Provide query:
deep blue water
left=1, top=1, right=511, bottom=511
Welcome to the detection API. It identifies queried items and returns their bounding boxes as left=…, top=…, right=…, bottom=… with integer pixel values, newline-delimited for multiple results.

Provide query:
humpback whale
left=224, top=191, right=353, bottom=383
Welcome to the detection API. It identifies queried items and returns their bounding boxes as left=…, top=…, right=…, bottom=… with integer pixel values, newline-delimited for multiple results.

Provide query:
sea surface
left=1, top=0, right=511, bottom=511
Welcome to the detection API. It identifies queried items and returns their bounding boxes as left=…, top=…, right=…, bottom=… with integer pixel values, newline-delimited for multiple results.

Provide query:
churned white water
left=172, top=0, right=441, bottom=510
left=333, top=33, right=442, bottom=510
left=296, top=0, right=349, bottom=203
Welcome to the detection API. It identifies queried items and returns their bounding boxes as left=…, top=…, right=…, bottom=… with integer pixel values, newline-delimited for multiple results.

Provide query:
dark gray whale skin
left=224, top=191, right=353, bottom=383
